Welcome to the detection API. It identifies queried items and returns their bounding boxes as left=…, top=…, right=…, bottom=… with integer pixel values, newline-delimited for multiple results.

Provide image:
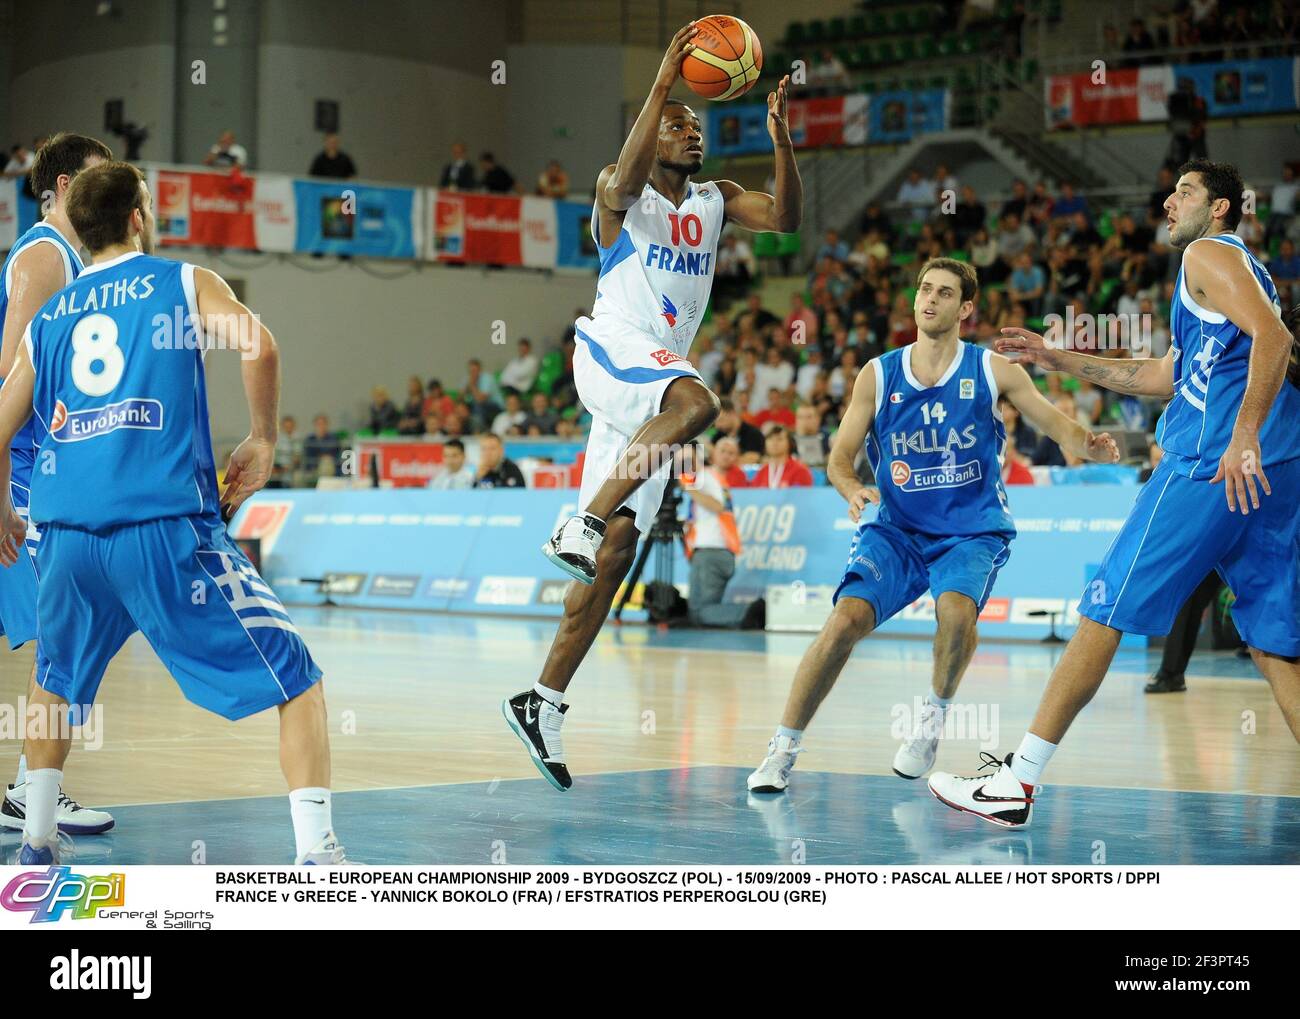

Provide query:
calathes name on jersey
left=40, top=273, right=157, bottom=321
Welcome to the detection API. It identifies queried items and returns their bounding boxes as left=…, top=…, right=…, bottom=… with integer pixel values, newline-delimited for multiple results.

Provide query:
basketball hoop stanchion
left=1028, top=608, right=1066, bottom=644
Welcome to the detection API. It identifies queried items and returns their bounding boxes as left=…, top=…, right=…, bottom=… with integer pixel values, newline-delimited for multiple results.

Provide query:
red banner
left=356, top=440, right=444, bottom=488
left=431, top=192, right=522, bottom=265
left=155, top=169, right=259, bottom=249
left=1045, top=66, right=1173, bottom=128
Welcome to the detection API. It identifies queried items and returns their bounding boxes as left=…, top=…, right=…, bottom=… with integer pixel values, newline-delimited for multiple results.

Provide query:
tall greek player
left=747, top=258, right=1119, bottom=794
left=505, top=22, right=802, bottom=790
left=0, top=162, right=349, bottom=864
left=931, top=160, right=1300, bottom=828
left=0, top=133, right=116, bottom=837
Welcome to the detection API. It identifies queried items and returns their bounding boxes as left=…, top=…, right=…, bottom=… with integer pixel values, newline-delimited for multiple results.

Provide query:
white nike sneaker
left=892, top=700, right=945, bottom=779
left=746, top=736, right=804, bottom=793
left=295, top=830, right=357, bottom=865
left=928, top=752, right=1036, bottom=829
left=2, top=783, right=115, bottom=835
left=542, top=514, right=605, bottom=585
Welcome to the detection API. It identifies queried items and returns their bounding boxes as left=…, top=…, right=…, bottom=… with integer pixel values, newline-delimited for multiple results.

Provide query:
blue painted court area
left=8, top=767, right=1297, bottom=866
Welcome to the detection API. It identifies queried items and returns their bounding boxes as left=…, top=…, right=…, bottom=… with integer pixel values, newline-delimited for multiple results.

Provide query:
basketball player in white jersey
left=505, top=23, right=803, bottom=790
left=0, top=134, right=116, bottom=837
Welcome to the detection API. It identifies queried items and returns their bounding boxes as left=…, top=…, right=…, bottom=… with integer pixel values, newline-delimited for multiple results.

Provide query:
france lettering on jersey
left=25, top=251, right=220, bottom=530
left=0, top=223, right=84, bottom=470
left=864, top=342, right=1015, bottom=539
left=590, top=180, right=726, bottom=354
left=1158, top=232, right=1300, bottom=479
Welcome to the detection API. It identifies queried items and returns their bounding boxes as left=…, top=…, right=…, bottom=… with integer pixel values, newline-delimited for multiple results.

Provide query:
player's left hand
left=0, top=505, right=25, bottom=568
left=1084, top=431, right=1120, bottom=464
left=847, top=486, right=880, bottom=523
left=1211, top=428, right=1270, bottom=514
left=220, top=436, right=276, bottom=517
left=767, top=75, right=792, bottom=147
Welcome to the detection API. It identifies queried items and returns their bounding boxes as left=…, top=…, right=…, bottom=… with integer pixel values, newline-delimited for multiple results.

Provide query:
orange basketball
left=681, top=15, right=763, bottom=101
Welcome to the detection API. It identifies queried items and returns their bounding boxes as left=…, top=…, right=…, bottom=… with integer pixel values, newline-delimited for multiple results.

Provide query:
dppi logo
left=650, top=348, right=687, bottom=367
left=890, top=460, right=911, bottom=486
left=1, top=866, right=125, bottom=923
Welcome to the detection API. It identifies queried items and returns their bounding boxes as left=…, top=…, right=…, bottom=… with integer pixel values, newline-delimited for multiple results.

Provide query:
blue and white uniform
left=575, top=181, right=725, bottom=532
left=24, top=250, right=320, bottom=719
left=0, top=223, right=83, bottom=655
left=837, top=342, right=1014, bottom=623
left=1081, top=232, right=1300, bottom=654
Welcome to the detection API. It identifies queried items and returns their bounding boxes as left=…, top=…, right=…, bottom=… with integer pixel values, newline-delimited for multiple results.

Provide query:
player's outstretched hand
left=1085, top=431, right=1120, bottom=464
left=0, top=505, right=25, bottom=568
left=767, top=75, right=792, bottom=147
left=996, top=327, right=1062, bottom=371
left=654, top=22, right=698, bottom=89
left=847, top=486, right=880, bottom=523
left=1211, top=429, right=1270, bottom=514
left=220, top=436, right=276, bottom=518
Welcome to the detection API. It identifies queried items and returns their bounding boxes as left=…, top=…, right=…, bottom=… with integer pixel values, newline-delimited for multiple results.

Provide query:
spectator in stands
left=752, top=345, right=794, bottom=407
left=2, top=142, right=33, bottom=179
left=861, top=201, right=891, bottom=240
left=993, top=212, right=1036, bottom=283
left=896, top=169, right=934, bottom=222
left=440, top=142, right=476, bottom=191
left=969, top=227, right=998, bottom=277
left=828, top=347, right=859, bottom=400
left=397, top=376, right=426, bottom=435
left=474, top=433, right=526, bottom=489
left=1001, top=179, right=1030, bottom=222
left=952, top=185, right=986, bottom=245
left=750, top=426, right=813, bottom=488
left=754, top=388, right=795, bottom=430
left=1008, top=252, right=1046, bottom=317
left=795, top=347, right=824, bottom=401
left=715, top=233, right=757, bottom=306
left=492, top=392, right=527, bottom=437
left=1053, top=182, right=1088, bottom=223
left=887, top=293, right=919, bottom=348
left=367, top=386, right=400, bottom=433
left=430, top=439, right=476, bottom=490
left=1165, top=78, right=1208, bottom=169
left=271, top=415, right=302, bottom=487
left=462, top=358, right=503, bottom=426
left=710, top=398, right=765, bottom=463
left=479, top=152, right=516, bottom=194
left=302, top=414, right=343, bottom=480
left=499, top=337, right=539, bottom=394
left=536, top=159, right=569, bottom=199
left=793, top=404, right=831, bottom=469
left=814, top=229, right=849, bottom=264
left=1267, top=164, right=1297, bottom=246
left=423, top=379, right=454, bottom=421
left=732, top=293, right=778, bottom=334
left=708, top=435, right=749, bottom=489
left=931, top=164, right=959, bottom=204
left=784, top=293, right=818, bottom=345
left=998, top=396, right=1039, bottom=465
left=808, top=48, right=851, bottom=95
left=309, top=133, right=356, bottom=179
left=1121, top=17, right=1156, bottom=67
left=203, top=129, right=247, bottom=169
left=524, top=392, right=559, bottom=435
left=1270, top=239, right=1300, bottom=288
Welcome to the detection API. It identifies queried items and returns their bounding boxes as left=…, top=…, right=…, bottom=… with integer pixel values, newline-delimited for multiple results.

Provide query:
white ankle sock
left=24, top=768, right=61, bottom=840
left=288, top=788, right=333, bottom=857
left=1010, top=732, right=1057, bottom=786
left=533, top=683, right=563, bottom=707
left=926, top=692, right=954, bottom=710
left=14, top=753, right=26, bottom=787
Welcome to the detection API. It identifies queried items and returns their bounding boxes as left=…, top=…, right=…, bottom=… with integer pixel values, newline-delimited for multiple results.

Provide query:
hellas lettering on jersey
left=50, top=397, right=164, bottom=443
left=644, top=244, right=712, bottom=276
left=40, top=274, right=157, bottom=322
left=889, top=425, right=978, bottom=457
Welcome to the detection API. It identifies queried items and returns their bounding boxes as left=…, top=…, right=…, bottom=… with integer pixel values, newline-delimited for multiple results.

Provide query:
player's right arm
left=599, top=22, right=698, bottom=214
left=995, top=326, right=1176, bottom=399
left=827, top=360, right=880, bottom=522
left=0, top=340, right=36, bottom=565
left=193, top=267, right=281, bottom=514
left=0, top=242, right=67, bottom=378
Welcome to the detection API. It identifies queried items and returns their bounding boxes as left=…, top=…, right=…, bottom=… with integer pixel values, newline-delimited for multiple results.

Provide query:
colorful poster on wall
left=428, top=191, right=523, bottom=265
left=151, top=169, right=294, bottom=252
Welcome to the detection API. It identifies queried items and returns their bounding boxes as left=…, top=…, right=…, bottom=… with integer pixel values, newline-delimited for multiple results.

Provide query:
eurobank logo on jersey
left=50, top=398, right=165, bottom=443
left=1, top=866, right=125, bottom=923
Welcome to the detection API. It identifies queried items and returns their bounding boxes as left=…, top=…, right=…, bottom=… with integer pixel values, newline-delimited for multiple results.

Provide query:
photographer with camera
left=682, top=440, right=761, bottom=629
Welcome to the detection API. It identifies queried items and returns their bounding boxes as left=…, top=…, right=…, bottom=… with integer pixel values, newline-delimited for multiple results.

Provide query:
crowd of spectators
left=1109, top=1, right=1300, bottom=65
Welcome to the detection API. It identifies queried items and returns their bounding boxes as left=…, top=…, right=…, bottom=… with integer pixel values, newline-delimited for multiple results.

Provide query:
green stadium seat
left=775, top=233, right=802, bottom=257
left=752, top=233, right=780, bottom=258
left=958, top=35, right=977, bottom=56
left=890, top=11, right=909, bottom=33
left=869, top=13, right=888, bottom=36
left=910, top=9, right=932, bottom=32
left=875, top=41, right=896, bottom=64
left=848, top=45, right=871, bottom=71
left=848, top=15, right=867, bottom=39
left=897, top=38, right=917, bottom=62
left=938, top=36, right=958, bottom=58
left=919, top=38, right=938, bottom=61
left=828, top=17, right=846, bottom=41
left=949, top=250, right=968, bottom=261
left=807, top=20, right=826, bottom=44
left=785, top=22, right=805, bottom=48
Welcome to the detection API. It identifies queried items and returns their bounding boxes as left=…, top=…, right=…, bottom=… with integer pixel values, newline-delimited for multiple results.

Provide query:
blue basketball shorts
left=834, top=519, right=1012, bottom=625
left=1079, top=457, right=1300, bottom=656
left=34, top=515, right=321, bottom=720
